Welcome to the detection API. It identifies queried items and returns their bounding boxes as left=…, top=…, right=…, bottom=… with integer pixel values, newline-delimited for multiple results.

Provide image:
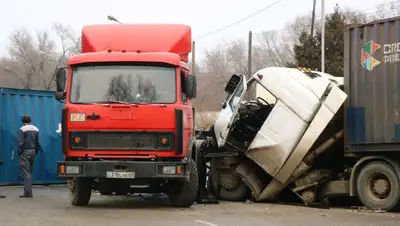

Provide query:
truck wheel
left=69, top=178, right=93, bottom=206
left=218, top=169, right=249, bottom=202
left=356, top=161, right=400, bottom=211
left=168, top=160, right=199, bottom=208
left=219, top=182, right=249, bottom=202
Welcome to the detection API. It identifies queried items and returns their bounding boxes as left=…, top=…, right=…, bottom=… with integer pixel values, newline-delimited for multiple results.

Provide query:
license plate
left=106, top=171, right=135, bottom=179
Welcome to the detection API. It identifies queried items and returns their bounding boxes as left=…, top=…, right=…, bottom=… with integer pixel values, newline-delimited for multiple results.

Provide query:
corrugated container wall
left=0, top=88, right=65, bottom=185
left=344, top=17, right=400, bottom=148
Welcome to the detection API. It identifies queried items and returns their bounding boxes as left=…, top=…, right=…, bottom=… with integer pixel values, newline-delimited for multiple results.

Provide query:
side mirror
left=55, top=67, right=66, bottom=92
left=55, top=91, right=66, bottom=101
left=185, top=74, right=197, bottom=99
left=221, top=101, right=227, bottom=109
left=225, top=74, right=242, bottom=94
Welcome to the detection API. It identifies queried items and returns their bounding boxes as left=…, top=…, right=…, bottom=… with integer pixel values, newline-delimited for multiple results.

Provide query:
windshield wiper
left=93, top=101, right=138, bottom=106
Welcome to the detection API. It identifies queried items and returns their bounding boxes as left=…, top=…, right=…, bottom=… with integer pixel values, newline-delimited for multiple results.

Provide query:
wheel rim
left=220, top=170, right=240, bottom=190
left=367, top=172, right=391, bottom=201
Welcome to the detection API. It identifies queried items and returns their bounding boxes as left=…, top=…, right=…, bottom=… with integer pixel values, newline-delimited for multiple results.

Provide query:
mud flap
left=196, top=142, right=218, bottom=205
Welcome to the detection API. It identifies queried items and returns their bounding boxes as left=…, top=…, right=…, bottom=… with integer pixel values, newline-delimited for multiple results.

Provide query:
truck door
left=213, top=76, right=247, bottom=147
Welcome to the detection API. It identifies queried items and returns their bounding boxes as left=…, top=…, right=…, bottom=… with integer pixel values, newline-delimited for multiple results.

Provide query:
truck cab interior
left=224, top=78, right=277, bottom=153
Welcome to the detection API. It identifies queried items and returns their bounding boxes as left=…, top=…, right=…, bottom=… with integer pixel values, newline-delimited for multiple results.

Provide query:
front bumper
left=57, top=160, right=188, bottom=179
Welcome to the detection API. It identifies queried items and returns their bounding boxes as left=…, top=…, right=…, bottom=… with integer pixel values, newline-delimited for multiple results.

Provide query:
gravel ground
left=0, top=185, right=399, bottom=226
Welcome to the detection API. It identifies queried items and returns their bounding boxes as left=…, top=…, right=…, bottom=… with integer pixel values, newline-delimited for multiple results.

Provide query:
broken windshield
left=69, top=65, right=176, bottom=104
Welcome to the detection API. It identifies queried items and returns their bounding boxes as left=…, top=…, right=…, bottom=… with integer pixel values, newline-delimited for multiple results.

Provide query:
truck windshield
left=69, top=65, right=176, bottom=104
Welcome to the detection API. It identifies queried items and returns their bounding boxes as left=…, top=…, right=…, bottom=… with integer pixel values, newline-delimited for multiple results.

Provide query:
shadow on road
left=86, top=194, right=189, bottom=210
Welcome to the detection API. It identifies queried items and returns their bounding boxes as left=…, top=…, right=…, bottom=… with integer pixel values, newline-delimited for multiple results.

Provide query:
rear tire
left=356, top=161, right=400, bottom=211
left=211, top=167, right=249, bottom=202
left=219, top=182, right=249, bottom=202
left=69, top=178, right=93, bottom=206
left=168, top=160, right=199, bottom=208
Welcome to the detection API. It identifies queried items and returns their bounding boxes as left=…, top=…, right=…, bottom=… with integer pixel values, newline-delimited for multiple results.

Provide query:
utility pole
left=311, top=0, right=317, bottom=37
left=321, top=0, right=325, bottom=72
left=248, top=31, right=255, bottom=99
left=247, top=31, right=252, bottom=78
left=192, top=41, right=196, bottom=74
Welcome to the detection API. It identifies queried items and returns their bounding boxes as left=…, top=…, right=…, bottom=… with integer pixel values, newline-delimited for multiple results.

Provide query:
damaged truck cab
left=202, top=18, right=400, bottom=211
left=202, top=67, right=347, bottom=203
left=54, top=24, right=198, bottom=207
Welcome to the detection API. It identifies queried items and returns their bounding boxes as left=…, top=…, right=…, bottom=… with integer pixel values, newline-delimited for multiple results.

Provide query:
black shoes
left=0, top=195, right=5, bottom=198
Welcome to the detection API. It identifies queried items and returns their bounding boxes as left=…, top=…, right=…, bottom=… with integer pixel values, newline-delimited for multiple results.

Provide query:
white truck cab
left=211, top=67, right=347, bottom=202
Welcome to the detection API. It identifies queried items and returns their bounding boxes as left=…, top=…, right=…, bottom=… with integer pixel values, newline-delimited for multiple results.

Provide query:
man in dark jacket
left=18, top=115, right=41, bottom=198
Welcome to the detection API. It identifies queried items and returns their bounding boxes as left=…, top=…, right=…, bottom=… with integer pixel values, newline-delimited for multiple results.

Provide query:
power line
left=198, top=0, right=400, bottom=54
left=194, top=0, right=286, bottom=41
left=251, top=1, right=400, bottom=36
left=195, top=0, right=398, bottom=41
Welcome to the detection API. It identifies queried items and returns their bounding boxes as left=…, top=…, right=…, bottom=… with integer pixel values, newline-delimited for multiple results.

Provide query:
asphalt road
left=0, top=185, right=399, bottom=226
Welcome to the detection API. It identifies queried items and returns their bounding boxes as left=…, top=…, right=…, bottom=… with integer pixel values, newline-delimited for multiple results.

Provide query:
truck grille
left=70, top=131, right=174, bottom=150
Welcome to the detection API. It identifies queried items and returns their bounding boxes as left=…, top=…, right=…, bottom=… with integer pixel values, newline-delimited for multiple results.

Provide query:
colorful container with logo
left=0, top=88, right=65, bottom=185
left=344, top=17, right=400, bottom=150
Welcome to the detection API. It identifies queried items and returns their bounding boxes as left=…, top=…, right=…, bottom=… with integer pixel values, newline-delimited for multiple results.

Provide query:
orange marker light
left=160, top=137, right=168, bottom=145
left=177, top=165, right=182, bottom=174
left=60, top=164, right=65, bottom=174
left=74, top=137, right=81, bottom=143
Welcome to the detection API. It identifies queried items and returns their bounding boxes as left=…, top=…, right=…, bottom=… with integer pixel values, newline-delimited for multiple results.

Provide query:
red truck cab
left=54, top=24, right=198, bottom=207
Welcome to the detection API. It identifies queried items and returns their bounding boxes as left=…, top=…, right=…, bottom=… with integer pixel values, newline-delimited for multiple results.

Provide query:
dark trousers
left=19, top=149, right=36, bottom=196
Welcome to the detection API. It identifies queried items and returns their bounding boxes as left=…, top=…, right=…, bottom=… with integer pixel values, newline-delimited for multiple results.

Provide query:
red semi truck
left=54, top=23, right=199, bottom=207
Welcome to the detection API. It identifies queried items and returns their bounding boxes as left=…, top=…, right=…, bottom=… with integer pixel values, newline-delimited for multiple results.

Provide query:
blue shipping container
left=0, top=88, right=66, bottom=185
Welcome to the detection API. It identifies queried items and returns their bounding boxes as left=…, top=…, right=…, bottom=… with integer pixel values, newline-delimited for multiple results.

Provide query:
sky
left=0, top=0, right=391, bottom=60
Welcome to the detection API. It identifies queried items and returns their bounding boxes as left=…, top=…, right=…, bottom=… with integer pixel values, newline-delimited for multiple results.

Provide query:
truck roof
left=68, top=52, right=182, bottom=67
left=307, top=71, right=344, bottom=86
left=253, top=67, right=336, bottom=122
left=81, top=24, right=192, bottom=62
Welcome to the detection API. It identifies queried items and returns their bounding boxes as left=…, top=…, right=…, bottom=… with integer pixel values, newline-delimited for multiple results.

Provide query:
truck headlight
left=162, top=166, right=176, bottom=175
left=66, top=165, right=80, bottom=174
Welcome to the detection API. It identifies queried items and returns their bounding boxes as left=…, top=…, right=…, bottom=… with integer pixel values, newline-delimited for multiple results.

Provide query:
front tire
left=356, top=161, right=400, bottom=211
left=210, top=167, right=249, bottom=202
left=219, top=170, right=249, bottom=202
left=168, top=160, right=199, bottom=207
left=69, top=178, right=93, bottom=206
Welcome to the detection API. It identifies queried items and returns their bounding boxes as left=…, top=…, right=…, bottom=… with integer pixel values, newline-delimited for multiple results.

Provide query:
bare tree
left=225, top=40, right=249, bottom=76
left=375, top=1, right=400, bottom=19
left=1, top=28, right=57, bottom=89
left=0, top=23, right=80, bottom=90
left=256, top=30, right=294, bottom=67
left=192, top=45, right=230, bottom=111
left=52, top=23, right=81, bottom=57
